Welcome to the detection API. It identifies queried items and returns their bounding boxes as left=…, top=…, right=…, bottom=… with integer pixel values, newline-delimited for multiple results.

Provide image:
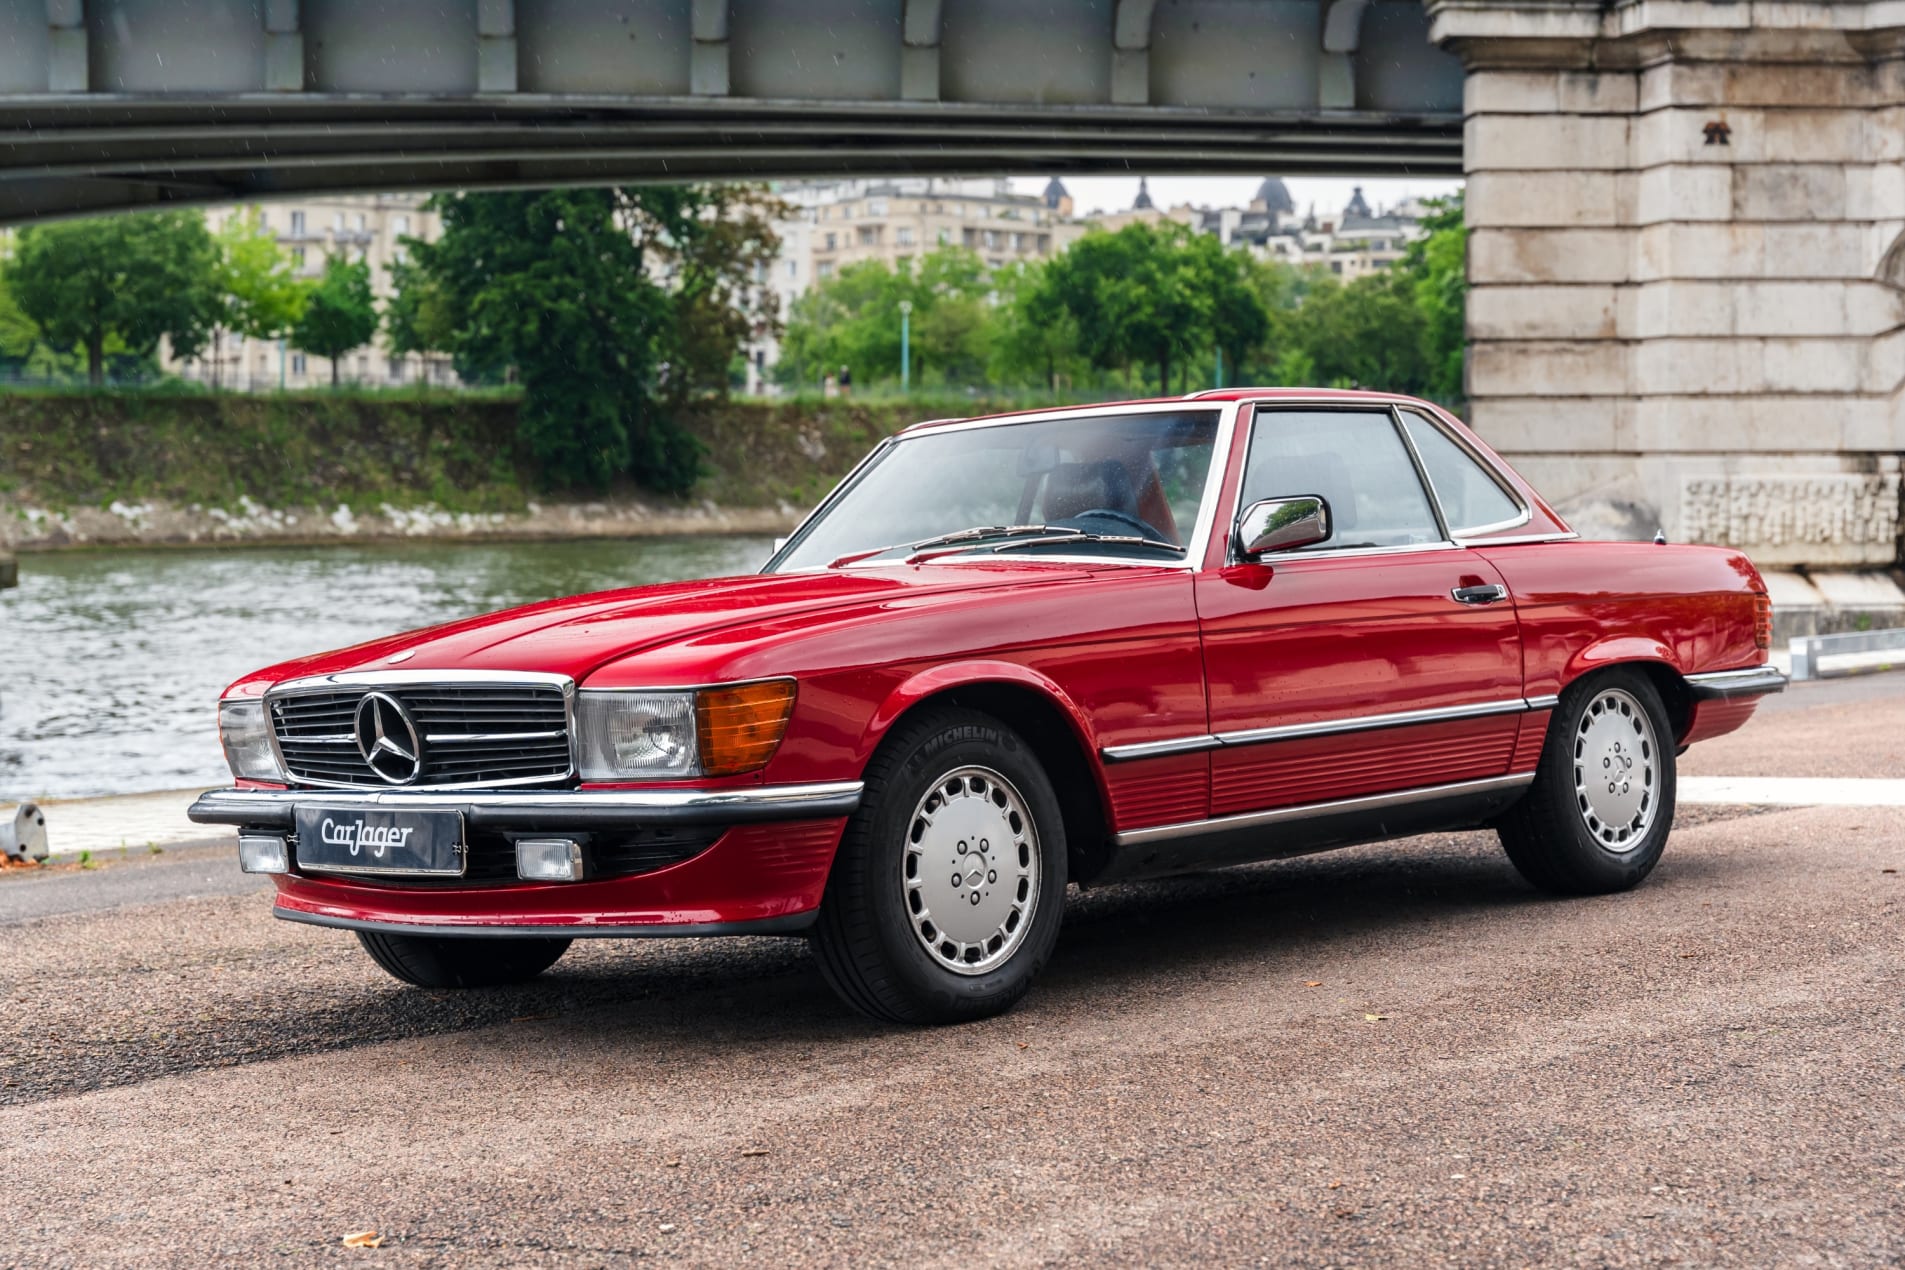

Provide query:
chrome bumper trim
left=187, top=781, right=865, bottom=830
left=1684, top=666, right=1788, bottom=700
left=276, top=907, right=818, bottom=940
left=1114, top=772, right=1536, bottom=848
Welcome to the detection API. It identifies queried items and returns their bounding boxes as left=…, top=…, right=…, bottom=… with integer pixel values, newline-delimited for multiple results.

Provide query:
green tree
left=1037, top=222, right=1264, bottom=394
left=1192, top=234, right=1270, bottom=388
left=404, top=189, right=691, bottom=491
left=5, top=211, right=218, bottom=385
left=776, top=246, right=992, bottom=390
left=1398, top=194, right=1467, bottom=404
left=212, top=209, right=307, bottom=384
left=1270, top=272, right=1430, bottom=393
left=631, top=184, right=788, bottom=400
left=987, top=258, right=1084, bottom=389
left=293, top=256, right=379, bottom=387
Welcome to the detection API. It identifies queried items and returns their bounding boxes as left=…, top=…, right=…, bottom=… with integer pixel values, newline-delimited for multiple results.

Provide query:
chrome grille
left=269, top=682, right=573, bottom=790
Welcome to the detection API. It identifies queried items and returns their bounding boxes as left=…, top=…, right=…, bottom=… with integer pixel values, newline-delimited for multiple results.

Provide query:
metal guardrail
left=1789, top=627, right=1905, bottom=681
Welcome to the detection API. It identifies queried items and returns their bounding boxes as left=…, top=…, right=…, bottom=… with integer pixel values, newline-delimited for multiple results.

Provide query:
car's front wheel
left=356, top=930, right=571, bottom=988
left=811, top=706, right=1068, bottom=1024
left=1497, top=667, right=1678, bottom=895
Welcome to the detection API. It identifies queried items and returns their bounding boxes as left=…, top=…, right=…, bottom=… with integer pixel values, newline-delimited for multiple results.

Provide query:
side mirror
left=1235, top=496, right=1331, bottom=558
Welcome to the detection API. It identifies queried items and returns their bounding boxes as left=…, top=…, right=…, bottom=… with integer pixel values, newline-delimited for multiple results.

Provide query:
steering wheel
left=1061, top=508, right=1170, bottom=542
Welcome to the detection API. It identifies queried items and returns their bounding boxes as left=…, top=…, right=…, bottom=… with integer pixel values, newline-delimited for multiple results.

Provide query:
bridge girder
left=0, top=0, right=1463, bottom=222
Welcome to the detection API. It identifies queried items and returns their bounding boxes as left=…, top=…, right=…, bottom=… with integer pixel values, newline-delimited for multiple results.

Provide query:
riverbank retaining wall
left=0, top=392, right=955, bottom=550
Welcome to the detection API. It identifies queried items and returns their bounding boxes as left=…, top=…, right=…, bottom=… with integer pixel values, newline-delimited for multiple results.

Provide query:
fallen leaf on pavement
left=341, top=1231, right=383, bottom=1249
left=1305, top=981, right=1322, bottom=987
left=665, top=1159, right=682, bottom=1168
left=1017, top=1041, right=1029, bottom=1049
left=740, top=1147, right=770, bottom=1157
left=1327, top=1180, right=1342, bottom=1190
left=1364, top=1013, right=1388, bottom=1022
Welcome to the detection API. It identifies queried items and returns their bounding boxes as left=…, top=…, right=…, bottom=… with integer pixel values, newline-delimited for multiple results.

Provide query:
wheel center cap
left=917, top=795, right=1017, bottom=940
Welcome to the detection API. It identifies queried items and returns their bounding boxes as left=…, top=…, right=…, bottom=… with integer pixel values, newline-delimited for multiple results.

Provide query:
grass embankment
left=0, top=390, right=1033, bottom=515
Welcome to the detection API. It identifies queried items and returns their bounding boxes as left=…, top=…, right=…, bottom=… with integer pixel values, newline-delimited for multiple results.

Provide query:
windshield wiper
left=990, top=531, right=1184, bottom=555
left=910, top=524, right=1061, bottom=551
left=826, top=525, right=1062, bottom=569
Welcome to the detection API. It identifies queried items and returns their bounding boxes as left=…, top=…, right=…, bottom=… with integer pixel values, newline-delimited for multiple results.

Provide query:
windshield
left=770, top=409, right=1224, bottom=571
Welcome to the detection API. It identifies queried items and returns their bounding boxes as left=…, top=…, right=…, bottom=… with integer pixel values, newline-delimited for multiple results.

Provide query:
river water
left=0, top=536, right=776, bottom=800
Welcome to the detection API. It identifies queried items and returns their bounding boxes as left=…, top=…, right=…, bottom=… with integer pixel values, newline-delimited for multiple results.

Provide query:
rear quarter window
left=1399, top=412, right=1524, bottom=535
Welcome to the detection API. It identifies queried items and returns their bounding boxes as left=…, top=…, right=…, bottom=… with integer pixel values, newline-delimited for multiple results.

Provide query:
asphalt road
left=4, top=679, right=1902, bottom=1267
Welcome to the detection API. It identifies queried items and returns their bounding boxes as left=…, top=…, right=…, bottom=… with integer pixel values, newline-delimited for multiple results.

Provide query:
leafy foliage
left=396, top=190, right=675, bottom=490
left=214, top=209, right=308, bottom=343
left=777, top=247, right=993, bottom=390
left=1401, top=194, right=1468, bottom=403
left=632, top=184, right=790, bottom=400
left=1036, top=222, right=1265, bottom=394
left=5, top=212, right=219, bottom=384
left=292, top=257, right=380, bottom=386
left=777, top=197, right=1470, bottom=406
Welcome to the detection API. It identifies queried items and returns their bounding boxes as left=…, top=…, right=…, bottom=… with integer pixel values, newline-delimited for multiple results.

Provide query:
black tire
left=1497, top=667, right=1678, bottom=895
left=810, top=706, right=1068, bottom=1025
left=356, top=930, right=571, bottom=988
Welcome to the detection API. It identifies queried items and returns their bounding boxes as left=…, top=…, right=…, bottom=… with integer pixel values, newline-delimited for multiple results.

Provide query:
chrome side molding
left=1101, top=696, right=1544, bottom=764
left=1101, top=668, right=1776, bottom=766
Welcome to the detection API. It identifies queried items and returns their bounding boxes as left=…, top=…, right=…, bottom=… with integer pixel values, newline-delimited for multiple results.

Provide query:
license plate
left=293, top=806, right=466, bottom=877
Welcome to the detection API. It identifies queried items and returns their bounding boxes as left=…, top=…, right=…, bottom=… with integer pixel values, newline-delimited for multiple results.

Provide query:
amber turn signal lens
left=1752, top=592, right=1773, bottom=651
left=695, top=681, right=798, bottom=777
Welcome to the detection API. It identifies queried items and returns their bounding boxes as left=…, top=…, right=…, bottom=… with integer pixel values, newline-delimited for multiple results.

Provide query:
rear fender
left=1563, top=637, right=1684, bottom=687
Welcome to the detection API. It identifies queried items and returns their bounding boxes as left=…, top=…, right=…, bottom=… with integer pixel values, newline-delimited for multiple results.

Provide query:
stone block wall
left=1429, top=2, right=1905, bottom=568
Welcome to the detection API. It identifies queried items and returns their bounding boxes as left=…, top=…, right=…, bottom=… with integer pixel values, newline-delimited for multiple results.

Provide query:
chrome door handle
left=1451, top=584, right=1510, bottom=605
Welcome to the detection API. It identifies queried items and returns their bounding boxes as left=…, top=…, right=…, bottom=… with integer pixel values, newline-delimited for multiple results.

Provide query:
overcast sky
left=1007, top=175, right=1463, bottom=217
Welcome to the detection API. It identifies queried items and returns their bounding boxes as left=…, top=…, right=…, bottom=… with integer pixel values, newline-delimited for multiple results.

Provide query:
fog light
left=516, top=839, right=583, bottom=882
left=238, top=834, right=290, bottom=874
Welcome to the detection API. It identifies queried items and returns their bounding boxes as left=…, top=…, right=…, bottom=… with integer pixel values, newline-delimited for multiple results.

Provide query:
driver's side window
left=1240, top=409, right=1442, bottom=551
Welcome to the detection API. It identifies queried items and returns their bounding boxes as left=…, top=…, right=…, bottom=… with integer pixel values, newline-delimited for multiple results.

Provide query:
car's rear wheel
left=1497, top=667, right=1677, bottom=895
left=356, top=930, right=571, bottom=988
left=810, top=706, right=1068, bottom=1025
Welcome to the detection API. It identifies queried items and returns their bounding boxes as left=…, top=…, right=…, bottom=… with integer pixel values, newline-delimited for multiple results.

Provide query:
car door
left=1193, top=404, right=1526, bottom=819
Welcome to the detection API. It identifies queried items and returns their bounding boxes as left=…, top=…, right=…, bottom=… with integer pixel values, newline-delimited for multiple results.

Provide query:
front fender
left=860, top=660, right=1102, bottom=767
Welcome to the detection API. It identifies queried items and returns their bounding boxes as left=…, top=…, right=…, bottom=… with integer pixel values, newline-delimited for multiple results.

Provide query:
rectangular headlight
left=576, top=691, right=699, bottom=780
left=576, top=681, right=797, bottom=781
left=218, top=698, right=283, bottom=782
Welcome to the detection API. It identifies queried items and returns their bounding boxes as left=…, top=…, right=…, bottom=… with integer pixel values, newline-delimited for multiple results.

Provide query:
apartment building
left=1094, top=178, right=1428, bottom=280
left=744, top=177, right=1087, bottom=391
left=165, top=193, right=456, bottom=391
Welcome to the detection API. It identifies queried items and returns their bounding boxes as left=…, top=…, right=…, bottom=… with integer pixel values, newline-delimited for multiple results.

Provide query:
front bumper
left=186, top=780, right=865, bottom=831
left=188, top=782, right=861, bottom=937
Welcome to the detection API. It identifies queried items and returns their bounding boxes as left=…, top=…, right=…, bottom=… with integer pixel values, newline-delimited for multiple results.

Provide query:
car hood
left=228, top=563, right=1098, bottom=693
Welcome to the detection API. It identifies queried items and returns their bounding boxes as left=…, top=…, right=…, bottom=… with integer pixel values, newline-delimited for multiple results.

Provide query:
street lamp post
left=898, top=300, right=913, bottom=394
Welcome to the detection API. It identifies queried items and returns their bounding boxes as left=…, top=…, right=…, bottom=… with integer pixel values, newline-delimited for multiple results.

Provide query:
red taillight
left=1752, top=592, right=1772, bottom=651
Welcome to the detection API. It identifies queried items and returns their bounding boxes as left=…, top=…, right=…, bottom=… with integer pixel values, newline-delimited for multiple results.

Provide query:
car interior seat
left=1044, top=459, right=1139, bottom=523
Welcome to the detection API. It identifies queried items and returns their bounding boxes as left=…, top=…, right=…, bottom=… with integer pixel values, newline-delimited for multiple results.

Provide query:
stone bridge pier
left=1431, top=0, right=1905, bottom=628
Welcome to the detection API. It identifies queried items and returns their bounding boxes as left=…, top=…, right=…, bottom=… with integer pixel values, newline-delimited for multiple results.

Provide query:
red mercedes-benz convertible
left=190, top=390, right=1783, bottom=1023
